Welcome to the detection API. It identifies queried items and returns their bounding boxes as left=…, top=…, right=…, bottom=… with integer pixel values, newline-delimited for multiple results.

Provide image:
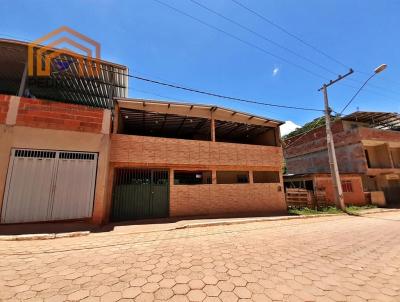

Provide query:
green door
left=111, top=169, right=169, bottom=221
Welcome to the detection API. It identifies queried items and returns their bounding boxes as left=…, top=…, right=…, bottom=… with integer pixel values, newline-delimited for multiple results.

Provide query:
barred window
left=341, top=180, right=353, bottom=193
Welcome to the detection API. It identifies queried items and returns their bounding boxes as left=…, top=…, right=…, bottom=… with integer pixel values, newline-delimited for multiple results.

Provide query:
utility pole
left=318, top=69, right=353, bottom=211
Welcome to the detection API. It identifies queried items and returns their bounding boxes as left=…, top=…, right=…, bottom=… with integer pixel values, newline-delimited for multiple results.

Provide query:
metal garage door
left=1, top=149, right=98, bottom=224
left=111, top=169, right=169, bottom=221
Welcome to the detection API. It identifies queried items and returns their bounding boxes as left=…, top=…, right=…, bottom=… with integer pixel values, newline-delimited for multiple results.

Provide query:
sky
left=1, top=0, right=400, bottom=129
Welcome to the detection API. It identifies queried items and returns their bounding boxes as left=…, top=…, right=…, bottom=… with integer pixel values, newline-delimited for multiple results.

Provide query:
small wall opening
left=174, top=171, right=212, bottom=185
left=341, top=180, right=353, bottom=192
left=216, top=171, right=249, bottom=184
left=253, top=171, right=280, bottom=183
left=215, top=120, right=278, bottom=146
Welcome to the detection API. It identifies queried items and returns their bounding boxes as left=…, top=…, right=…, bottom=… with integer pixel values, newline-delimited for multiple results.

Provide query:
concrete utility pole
left=319, top=69, right=354, bottom=211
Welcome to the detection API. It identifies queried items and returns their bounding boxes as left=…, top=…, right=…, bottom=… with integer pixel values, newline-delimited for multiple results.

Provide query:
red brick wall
left=285, top=121, right=345, bottom=149
left=315, top=176, right=366, bottom=206
left=358, top=127, right=400, bottom=142
left=0, top=94, right=10, bottom=124
left=16, top=97, right=104, bottom=133
left=170, top=183, right=286, bottom=217
left=110, top=134, right=283, bottom=168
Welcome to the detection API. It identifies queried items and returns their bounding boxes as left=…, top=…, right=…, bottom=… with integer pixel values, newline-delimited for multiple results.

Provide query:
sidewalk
left=1, top=208, right=398, bottom=240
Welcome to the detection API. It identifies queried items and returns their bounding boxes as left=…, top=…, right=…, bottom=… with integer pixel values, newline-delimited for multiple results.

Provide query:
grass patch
left=288, top=205, right=377, bottom=216
left=346, top=204, right=377, bottom=214
left=288, top=206, right=341, bottom=216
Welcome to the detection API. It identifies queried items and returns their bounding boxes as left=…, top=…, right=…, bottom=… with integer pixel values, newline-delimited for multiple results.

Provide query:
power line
left=152, top=0, right=328, bottom=80
left=229, top=0, right=350, bottom=70
left=283, top=116, right=325, bottom=148
left=30, top=50, right=399, bottom=112
left=153, top=0, right=400, bottom=102
left=188, top=0, right=340, bottom=76
left=339, top=73, right=376, bottom=115
left=229, top=0, right=400, bottom=92
left=131, top=74, right=324, bottom=112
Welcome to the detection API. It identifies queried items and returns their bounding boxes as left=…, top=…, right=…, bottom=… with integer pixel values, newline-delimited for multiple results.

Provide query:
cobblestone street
left=1, top=211, right=399, bottom=302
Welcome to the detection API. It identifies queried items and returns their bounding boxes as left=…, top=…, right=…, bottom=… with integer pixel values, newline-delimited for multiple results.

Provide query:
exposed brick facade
left=0, top=94, right=10, bottom=124
left=284, top=120, right=400, bottom=175
left=15, top=97, right=104, bottom=133
left=111, top=134, right=282, bottom=167
left=170, top=183, right=285, bottom=217
left=110, top=134, right=286, bottom=218
left=314, top=175, right=366, bottom=206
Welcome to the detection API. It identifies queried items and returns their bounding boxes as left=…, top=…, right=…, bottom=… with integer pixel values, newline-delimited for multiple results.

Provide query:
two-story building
left=284, top=112, right=400, bottom=207
left=0, top=38, right=286, bottom=225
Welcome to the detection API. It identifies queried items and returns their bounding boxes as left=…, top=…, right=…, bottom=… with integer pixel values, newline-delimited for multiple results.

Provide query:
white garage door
left=1, top=149, right=98, bottom=224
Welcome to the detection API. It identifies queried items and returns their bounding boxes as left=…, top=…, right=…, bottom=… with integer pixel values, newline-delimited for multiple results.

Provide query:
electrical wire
left=188, top=0, right=340, bottom=76
left=229, top=0, right=400, bottom=91
left=131, top=75, right=324, bottom=112
left=153, top=0, right=400, bottom=101
left=152, top=0, right=328, bottom=80
left=339, top=73, right=376, bottom=115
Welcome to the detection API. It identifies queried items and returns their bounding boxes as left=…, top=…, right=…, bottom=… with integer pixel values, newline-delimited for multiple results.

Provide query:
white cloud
left=280, top=120, right=301, bottom=136
left=272, top=67, right=279, bottom=76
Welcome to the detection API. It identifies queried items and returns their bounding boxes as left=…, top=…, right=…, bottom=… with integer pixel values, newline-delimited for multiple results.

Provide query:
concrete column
left=386, top=143, right=394, bottom=168
left=5, top=96, right=21, bottom=125
left=211, top=118, right=216, bottom=142
left=113, top=103, right=120, bottom=134
left=101, top=109, right=112, bottom=134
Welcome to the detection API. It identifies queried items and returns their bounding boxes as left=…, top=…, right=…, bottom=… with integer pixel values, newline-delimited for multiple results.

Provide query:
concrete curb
left=0, top=231, right=90, bottom=241
left=175, top=209, right=399, bottom=230
left=175, top=213, right=345, bottom=230
left=1, top=208, right=397, bottom=240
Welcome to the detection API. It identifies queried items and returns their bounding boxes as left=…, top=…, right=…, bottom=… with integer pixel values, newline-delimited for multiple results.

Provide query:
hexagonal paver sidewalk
left=0, top=211, right=400, bottom=301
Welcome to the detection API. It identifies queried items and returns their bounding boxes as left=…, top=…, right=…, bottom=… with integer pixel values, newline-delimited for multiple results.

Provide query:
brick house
left=284, top=113, right=400, bottom=207
left=0, top=94, right=287, bottom=224
left=0, top=39, right=286, bottom=225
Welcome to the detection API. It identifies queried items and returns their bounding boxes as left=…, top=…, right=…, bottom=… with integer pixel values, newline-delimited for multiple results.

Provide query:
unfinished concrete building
left=284, top=112, right=400, bottom=207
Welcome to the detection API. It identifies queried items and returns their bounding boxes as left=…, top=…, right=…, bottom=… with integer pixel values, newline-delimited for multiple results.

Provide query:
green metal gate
left=111, top=169, right=169, bottom=221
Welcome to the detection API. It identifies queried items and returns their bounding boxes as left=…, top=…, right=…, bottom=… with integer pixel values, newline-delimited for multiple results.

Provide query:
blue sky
left=1, top=0, right=400, bottom=127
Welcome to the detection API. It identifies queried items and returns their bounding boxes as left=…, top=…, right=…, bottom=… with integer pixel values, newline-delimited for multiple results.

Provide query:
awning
left=0, top=38, right=128, bottom=108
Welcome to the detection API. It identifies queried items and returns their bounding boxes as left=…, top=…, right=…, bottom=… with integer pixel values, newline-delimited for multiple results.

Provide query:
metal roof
left=0, top=38, right=128, bottom=108
left=120, top=107, right=276, bottom=142
left=342, top=111, right=400, bottom=130
left=117, top=97, right=284, bottom=127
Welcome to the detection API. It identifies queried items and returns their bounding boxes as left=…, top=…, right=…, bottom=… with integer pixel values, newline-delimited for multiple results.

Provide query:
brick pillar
left=212, top=170, right=217, bottom=184
left=170, top=169, right=174, bottom=185
left=249, top=170, right=254, bottom=184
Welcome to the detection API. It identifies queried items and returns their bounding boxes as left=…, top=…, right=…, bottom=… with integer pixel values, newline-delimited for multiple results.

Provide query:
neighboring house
left=283, top=112, right=400, bottom=207
left=0, top=39, right=286, bottom=225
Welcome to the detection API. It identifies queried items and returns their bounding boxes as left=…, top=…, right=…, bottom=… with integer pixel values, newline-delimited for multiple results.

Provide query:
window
left=253, top=171, right=280, bottom=183
left=174, top=171, right=212, bottom=185
left=216, top=171, right=249, bottom=184
left=341, top=180, right=353, bottom=193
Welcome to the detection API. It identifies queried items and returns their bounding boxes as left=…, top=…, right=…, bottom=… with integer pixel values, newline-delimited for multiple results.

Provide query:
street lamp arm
left=339, top=72, right=376, bottom=115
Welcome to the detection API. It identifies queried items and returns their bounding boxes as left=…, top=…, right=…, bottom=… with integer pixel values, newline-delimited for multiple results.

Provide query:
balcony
left=110, top=134, right=282, bottom=168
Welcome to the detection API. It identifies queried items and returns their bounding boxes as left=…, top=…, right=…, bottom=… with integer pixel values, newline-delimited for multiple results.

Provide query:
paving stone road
left=1, top=211, right=399, bottom=302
